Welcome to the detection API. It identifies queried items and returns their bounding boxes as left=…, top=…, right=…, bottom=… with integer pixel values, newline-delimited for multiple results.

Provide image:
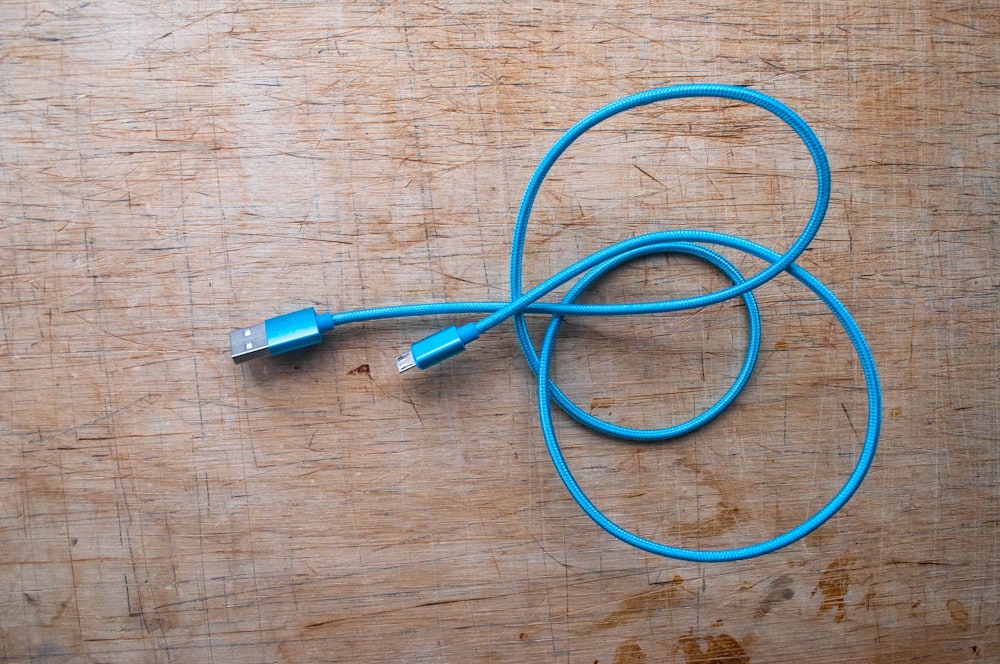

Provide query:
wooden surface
left=1, top=1, right=997, bottom=662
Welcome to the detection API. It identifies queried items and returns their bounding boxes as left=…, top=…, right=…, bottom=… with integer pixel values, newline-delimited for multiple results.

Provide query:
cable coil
left=317, top=85, right=880, bottom=561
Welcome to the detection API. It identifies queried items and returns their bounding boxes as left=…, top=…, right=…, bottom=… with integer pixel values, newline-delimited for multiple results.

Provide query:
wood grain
left=1, top=1, right=997, bottom=662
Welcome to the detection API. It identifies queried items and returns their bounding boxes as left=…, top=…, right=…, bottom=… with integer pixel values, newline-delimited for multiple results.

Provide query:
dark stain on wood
left=590, top=397, right=613, bottom=412
left=755, top=574, right=794, bottom=618
left=596, top=576, right=687, bottom=630
left=812, top=556, right=856, bottom=623
left=948, top=598, right=970, bottom=631
left=676, top=631, right=750, bottom=664
left=613, top=641, right=647, bottom=664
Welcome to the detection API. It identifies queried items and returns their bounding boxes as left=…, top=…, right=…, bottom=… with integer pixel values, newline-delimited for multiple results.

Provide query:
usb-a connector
left=230, top=322, right=271, bottom=363
left=230, top=307, right=335, bottom=364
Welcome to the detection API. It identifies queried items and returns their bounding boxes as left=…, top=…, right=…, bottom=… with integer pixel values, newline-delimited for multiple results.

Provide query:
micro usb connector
left=395, top=351, right=417, bottom=373
left=396, top=323, right=480, bottom=373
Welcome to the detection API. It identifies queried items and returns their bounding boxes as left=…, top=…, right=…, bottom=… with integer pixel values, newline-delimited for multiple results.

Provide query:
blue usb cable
left=229, top=84, right=881, bottom=562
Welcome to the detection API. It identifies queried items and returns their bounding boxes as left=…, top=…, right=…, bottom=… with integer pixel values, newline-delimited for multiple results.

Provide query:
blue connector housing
left=266, top=308, right=335, bottom=354
left=230, top=307, right=334, bottom=363
left=396, top=323, right=480, bottom=372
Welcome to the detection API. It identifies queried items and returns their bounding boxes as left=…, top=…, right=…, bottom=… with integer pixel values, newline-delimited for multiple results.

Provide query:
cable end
left=230, top=308, right=333, bottom=364
left=230, top=323, right=270, bottom=364
left=402, top=323, right=481, bottom=372
left=395, top=351, right=416, bottom=373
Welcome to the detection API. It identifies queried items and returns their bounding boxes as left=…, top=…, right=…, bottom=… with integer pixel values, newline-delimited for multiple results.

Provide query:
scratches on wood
left=1, top=1, right=997, bottom=662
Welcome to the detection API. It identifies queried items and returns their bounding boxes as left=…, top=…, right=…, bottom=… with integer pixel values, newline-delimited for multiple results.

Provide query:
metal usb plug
left=230, top=323, right=270, bottom=364
left=229, top=308, right=335, bottom=364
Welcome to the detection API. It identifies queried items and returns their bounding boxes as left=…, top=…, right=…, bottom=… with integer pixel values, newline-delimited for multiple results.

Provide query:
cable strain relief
left=317, top=312, right=335, bottom=333
left=457, top=322, right=480, bottom=345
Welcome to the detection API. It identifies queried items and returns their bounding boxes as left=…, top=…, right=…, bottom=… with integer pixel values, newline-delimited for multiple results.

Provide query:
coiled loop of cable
left=330, top=85, right=881, bottom=561
left=493, top=84, right=881, bottom=561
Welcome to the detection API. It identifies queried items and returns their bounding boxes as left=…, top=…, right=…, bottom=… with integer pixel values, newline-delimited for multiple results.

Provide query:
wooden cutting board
left=1, top=1, right=996, bottom=662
